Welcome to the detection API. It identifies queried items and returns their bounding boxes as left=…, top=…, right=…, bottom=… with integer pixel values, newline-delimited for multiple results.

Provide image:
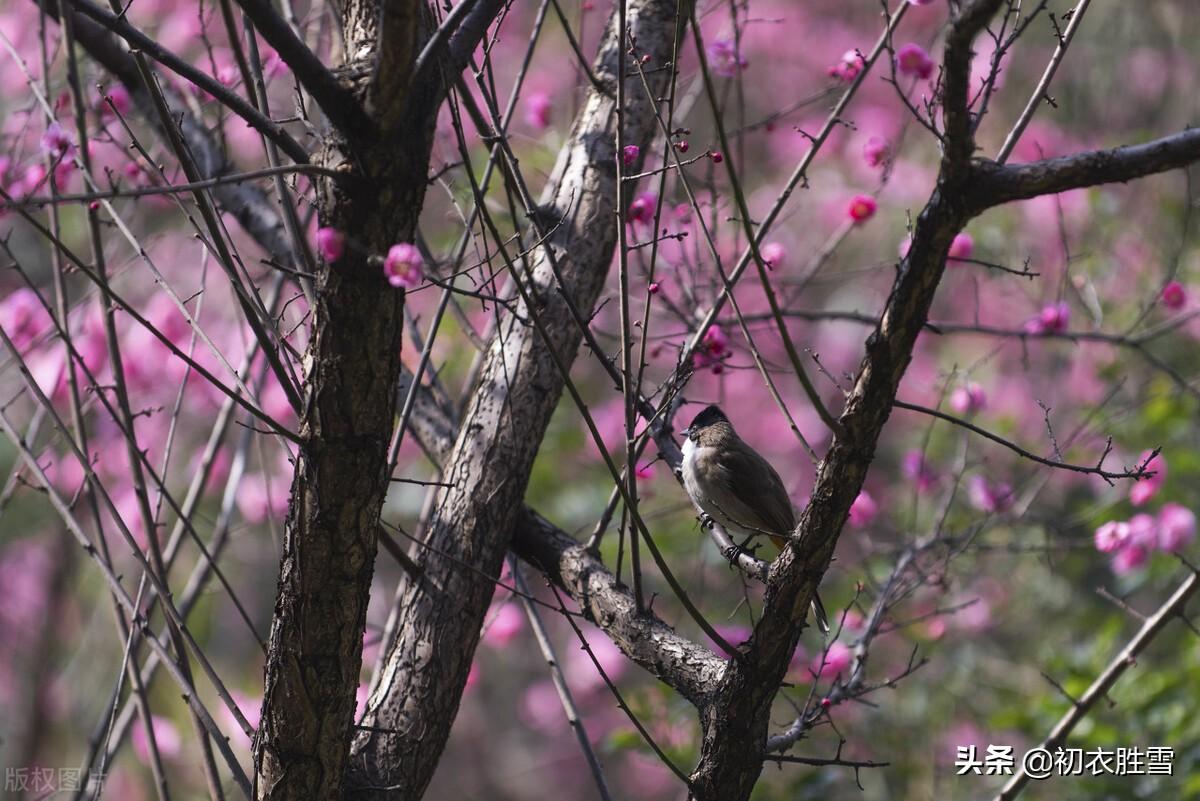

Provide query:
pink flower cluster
left=1094, top=504, right=1195, bottom=575
left=828, top=50, right=865, bottom=82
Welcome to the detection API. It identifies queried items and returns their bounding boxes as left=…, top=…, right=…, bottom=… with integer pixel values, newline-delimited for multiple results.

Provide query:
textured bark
left=252, top=3, right=437, bottom=799
left=347, top=2, right=691, bottom=798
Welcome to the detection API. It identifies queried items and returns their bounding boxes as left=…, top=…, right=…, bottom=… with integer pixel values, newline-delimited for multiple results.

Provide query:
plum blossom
left=1111, top=542, right=1149, bottom=575
left=316, top=226, right=345, bottom=263
left=848, top=490, right=878, bottom=527
left=967, top=475, right=1012, bottom=514
left=1129, top=450, right=1165, bottom=506
left=948, top=232, right=974, bottom=261
left=811, top=641, right=853, bottom=678
left=693, top=325, right=730, bottom=374
left=1157, top=504, right=1196, bottom=552
left=847, top=194, right=877, bottom=223
left=621, top=144, right=640, bottom=166
left=482, top=602, right=523, bottom=647
left=828, top=50, right=865, bottom=82
left=383, top=242, right=423, bottom=288
left=1, top=287, right=53, bottom=352
left=1161, top=280, right=1186, bottom=310
left=1094, top=520, right=1130, bottom=553
left=708, top=39, right=748, bottom=77
left=949, top=382, right=986, bottom=415
left=1024, top=301, right=1070, bottom=334
left=896, top=43, right=935, bottom=80
left=524, top=91, right=552, bottom=129
left=627, top=191, right=657, bottom=224
left=902, top=450, right=938, bottom=492
left=132, top=715, right=182, bottom=764
left=41, top=122, right=74, bottom=160
left=760, top=241, right=786, bottom=270
left=862, top=136, right=889, bottom=167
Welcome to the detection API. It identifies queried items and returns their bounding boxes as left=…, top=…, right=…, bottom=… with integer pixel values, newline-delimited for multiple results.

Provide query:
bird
left=680, top=404, right=830, bottom=633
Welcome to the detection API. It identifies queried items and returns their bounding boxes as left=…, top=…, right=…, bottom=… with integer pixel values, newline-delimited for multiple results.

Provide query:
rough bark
left=347, top=2, right=691, bottom=797
left=252, top=3, right=438, bottom=800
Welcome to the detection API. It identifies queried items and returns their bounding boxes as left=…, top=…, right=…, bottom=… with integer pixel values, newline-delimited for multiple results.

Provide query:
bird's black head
left=685, top=405, right=729, bottom=439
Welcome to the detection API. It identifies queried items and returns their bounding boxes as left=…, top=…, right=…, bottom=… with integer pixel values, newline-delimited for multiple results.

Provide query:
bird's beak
left=680, top=426, right=691, bottom=439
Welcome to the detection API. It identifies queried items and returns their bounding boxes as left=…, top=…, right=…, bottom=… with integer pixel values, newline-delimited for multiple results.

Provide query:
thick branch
left=236, top=0, right=372, bottom=135
left=348, top=3, right=693, bottom=797
left=974, top=127, right=1200, bottom=207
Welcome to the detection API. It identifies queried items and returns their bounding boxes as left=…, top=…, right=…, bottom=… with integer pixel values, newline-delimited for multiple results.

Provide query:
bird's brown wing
left=708, top=442, right=797, bottom=540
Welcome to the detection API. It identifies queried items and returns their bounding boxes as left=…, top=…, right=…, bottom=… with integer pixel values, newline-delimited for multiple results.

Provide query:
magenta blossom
left=1157, top=504, right=1196, bottom=552
left=316, top=227, right=346, bottom=263
left=693, top=325, right=730, bottom=374
left=828, top=50, right=865, bottom=82
left=862, top=136, right=889, bottom=168
left=1129, top=450, right=1165, bottom=506
left=847, top=194, right=877, bottom=223
left=41, top=122, right=75, bottom=160
left=811, top=641, right=853, bottom=679
left=760, top=241, right=787, bottom=270
left=902, top=450, right=938, bottom=492
left=1024, top=301, right=1070, bottom=334
left=848, top=491, right=878, bottom=527
left=896, top=43, right=935, bottom=80
left=949, top=382, right=986, bottom=415
left=948, top=232, right=974, bottom=261
left=1161, top=280, right=1186, bottom=310
left=383, top=242, right=423, bottom=288
left=1094, top=520, right=1130, bottom=553
left=622, top=144, right=640, bottom=166
left=524, top=91, right=552, bottom=129
left=627, top=191, right=658, bottom=224
left=1, top=288, right=54, bottom=352
left=1126, top=513, right=1159, bottom=550
left=1111, top=543, right=1149, bottom=575
left=967, top=475, right=1012, bottom=514
left=708, top=39, right=748, bottom=77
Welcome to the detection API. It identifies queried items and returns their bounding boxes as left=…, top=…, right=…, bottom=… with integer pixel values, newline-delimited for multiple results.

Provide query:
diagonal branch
left=235, top=0, right=372, bottom=135
left=995, top=568, right=1200, bottom=801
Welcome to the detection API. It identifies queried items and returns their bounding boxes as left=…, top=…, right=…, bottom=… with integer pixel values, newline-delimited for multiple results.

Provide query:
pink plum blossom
left=621, top=144, right=640, bottom=166
left=693, top=325, right=730, bottom=374
left=902, top=450, right=938, bottom=492
left=41, top=121, right=74, bottom=160
left=949, top=382, right=986, bottom=415
left=482, top=602, right=523, bottom=647
left=948, top=232, right=974, bottom=261
left=316, top=227, right=346, bottom=263
left=383, top=242, right=423, bottom=288
left=1, top=287, right=53, bottom=352
left=862, top=136, right=889, bottom=167
left=524, top=91, right=552, bottom=129
left=1024, top=301, right=1070, bottom=334
left=132, top=715, right=182, bottom=764
left=1161, top=280, right=1186, bottom=310
left=967, top=475, right=1012, bottom=514
left=811, top=641, right=853, bottom=678
left=1111, top=543, right=1149, bottom=575
left=1094, top=521, right=1131, bottom=553
left=708, top=39, right=748, bottom=77
left=828, top=50, right=865, bottom=82
left=848, top=490, right=878, bottom=527
left=760, top=241, right=786, bottom=270
left=1129, top=450, right=1165, bottom=506
left=847, top=194, right=877, bottom=223
left=896, top=43, right=935, bottom=80
left=627, top=191, right=657, bottom=224
left=1157, top=504, right=1196, bottom=552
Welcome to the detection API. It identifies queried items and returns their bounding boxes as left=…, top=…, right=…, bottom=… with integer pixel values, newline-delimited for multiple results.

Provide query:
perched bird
left=681, top=404, right=830, bottom=633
